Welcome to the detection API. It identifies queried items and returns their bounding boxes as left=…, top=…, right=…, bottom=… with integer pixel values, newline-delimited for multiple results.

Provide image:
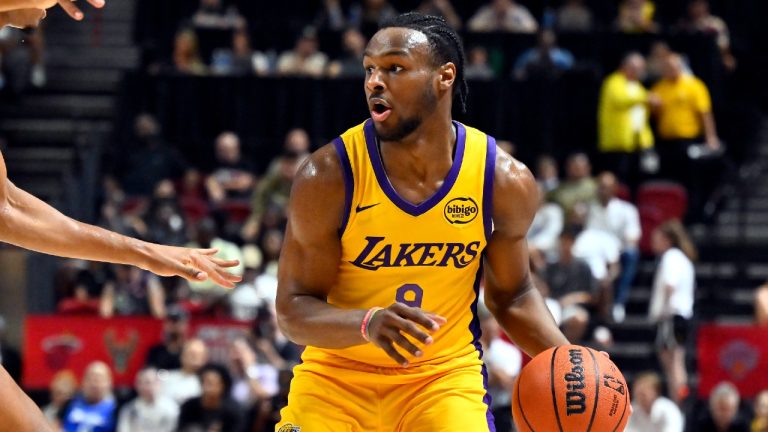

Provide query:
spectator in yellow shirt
left=597, top=52, right=657, bottom=189
left=652, top=53, right=720, bottom=147
left=651, top=53, right=722, bottom=220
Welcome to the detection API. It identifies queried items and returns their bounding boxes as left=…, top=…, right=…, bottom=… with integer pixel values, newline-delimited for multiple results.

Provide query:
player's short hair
left=380, top=12, right=469, bottom=113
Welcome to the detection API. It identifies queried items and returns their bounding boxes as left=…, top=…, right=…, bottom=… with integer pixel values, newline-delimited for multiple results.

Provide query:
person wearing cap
left=145, top=306, right=190, bottom=371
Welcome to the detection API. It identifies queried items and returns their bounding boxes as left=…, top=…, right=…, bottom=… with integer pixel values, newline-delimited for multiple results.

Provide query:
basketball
left=512, top=345, right=630, bottom=432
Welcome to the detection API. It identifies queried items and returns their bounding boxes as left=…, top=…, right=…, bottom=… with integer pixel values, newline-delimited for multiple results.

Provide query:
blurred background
left=1, top=0, right=768, bottom=431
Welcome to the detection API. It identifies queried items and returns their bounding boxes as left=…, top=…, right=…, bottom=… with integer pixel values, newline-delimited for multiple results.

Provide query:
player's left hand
left=141, top=245, right=242, bottom=288
left=366, top=302, right=447, bottom=367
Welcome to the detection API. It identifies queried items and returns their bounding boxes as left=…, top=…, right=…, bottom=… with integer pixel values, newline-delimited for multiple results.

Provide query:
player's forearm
left=0, top=0, right=38, bottom=12
left=487, top=284, right=569, bottom=357
left=0, top=180, right=151, bottom=267
left=276, top=293, right=368, bottom=348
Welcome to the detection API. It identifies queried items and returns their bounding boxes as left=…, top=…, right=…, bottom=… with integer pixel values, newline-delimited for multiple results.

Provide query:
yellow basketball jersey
left=300, top=119, right=497, bottom=371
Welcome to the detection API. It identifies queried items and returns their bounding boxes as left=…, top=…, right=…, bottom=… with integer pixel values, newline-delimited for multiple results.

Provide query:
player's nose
left=365, top=69, right=386, bottom=92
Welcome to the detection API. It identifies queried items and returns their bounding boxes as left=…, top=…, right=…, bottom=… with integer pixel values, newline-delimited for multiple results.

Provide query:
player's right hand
left=366, top=302, right=447, bottom=367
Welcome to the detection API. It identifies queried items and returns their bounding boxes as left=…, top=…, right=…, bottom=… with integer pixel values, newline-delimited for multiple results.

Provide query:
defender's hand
left=1, top=8, right=45, bottom=28
left=366, top=302, right=447, bottom=367
left=141, top=245, right=242, bottom=289
left=31, top=0, right=104, bottom=21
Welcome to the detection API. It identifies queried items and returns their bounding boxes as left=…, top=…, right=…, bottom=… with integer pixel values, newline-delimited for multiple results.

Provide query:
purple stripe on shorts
left=469, top=263, right=496, bottom=432
left=332, top=137, right=353, bottom=236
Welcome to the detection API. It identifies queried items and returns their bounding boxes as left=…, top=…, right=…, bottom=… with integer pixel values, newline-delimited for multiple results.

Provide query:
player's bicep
left=483, top=153, right=538, bottom=303
left=484, top=226, right=532, bottom=304
left=277, top=145, right=345, bottom=302
left=278, top=221, right=340, bottom=300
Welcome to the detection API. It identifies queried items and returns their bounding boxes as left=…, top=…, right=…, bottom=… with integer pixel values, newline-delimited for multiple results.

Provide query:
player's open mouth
left=370, top=100, right=392, bottom=122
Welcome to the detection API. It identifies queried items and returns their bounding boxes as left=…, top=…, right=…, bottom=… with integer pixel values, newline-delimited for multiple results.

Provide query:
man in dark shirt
left=542, top=225, right=597, bottom=344
left=119, top=114, right=189, bottom=196
left=145, top=306, right=189, bottom=370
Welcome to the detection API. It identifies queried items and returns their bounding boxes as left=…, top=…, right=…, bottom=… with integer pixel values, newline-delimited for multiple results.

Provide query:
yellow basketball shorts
left=276, top=356, right=494, bottom=432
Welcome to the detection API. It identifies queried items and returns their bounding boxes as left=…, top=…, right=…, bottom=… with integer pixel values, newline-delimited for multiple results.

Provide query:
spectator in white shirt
left=468, top=0, right=538, bottom=33
left=573, top=227, right=621, bottom=322
left=627, top=371, right=684, bottom=432
left=478, top=300, right=522, bottom=432
left=587, top=172, right=641, bottom=322
left=159, top=338, right=208, bottom=405
left=527, top=185, right=564, bottom=271
left=649, top=220, right=696, bottom=404
left=118, top=368, right=179, bottom=432
left=228, top=338, right=278, bottom=409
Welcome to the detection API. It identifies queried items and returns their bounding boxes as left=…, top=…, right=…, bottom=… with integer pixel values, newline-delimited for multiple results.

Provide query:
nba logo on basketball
left=443, top=197, right=478, bottom=224
left=278, top=424, right=301, bottom=432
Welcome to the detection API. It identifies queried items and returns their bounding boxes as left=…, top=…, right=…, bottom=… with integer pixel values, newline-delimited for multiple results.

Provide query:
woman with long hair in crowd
left=649, top=219, right=697, bottom=405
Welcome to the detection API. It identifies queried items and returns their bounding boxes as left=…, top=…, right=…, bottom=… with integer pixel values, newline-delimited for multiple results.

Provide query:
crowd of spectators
left=133, top=0, right=735, bottom=84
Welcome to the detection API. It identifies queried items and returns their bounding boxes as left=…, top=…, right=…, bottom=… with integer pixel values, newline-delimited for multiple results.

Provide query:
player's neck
left=377, top=119, right=457, bottom=192
left=380, top=117, right=456, bottom=159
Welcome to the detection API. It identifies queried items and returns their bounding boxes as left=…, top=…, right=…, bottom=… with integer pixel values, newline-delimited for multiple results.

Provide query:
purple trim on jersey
left=332, top=137, right=354, bottom=236
left=469, top=263, right=496, bottom=432
left=483, top=136, right=497, bottom=240
left=363, top=119, right=467, bottom=217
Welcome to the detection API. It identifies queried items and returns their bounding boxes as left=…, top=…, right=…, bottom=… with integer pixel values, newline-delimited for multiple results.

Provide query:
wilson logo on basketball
left=443, top=197, right=478, bottom=224
left=564, top=348, right=587, bottom=415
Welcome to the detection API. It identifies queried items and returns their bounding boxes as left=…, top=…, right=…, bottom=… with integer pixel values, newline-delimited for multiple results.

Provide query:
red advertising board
left=23, top=316, right=253, bottom=389
left=23, top=316, right=163, bottom=388
left=697, top=324, right=768, bottom=398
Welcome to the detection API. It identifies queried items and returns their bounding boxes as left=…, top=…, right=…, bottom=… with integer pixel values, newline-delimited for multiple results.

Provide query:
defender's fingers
left=208, top=257, right=240, bottom=268
left=57, top=0, right=84, bottom=20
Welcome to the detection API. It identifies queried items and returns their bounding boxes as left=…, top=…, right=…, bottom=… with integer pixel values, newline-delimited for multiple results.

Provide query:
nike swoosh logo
left=355, top=203, right=380, bottom=213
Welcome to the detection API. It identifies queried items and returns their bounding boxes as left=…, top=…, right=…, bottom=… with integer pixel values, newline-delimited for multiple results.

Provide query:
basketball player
left=276, top=13, right=569, bottom=431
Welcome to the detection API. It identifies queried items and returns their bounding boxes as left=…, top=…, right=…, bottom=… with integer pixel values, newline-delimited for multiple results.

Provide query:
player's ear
left=437, top=62, right=456, bottom=92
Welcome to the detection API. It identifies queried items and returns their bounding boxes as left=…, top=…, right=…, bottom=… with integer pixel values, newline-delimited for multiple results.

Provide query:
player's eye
left=390, top=65, right=404, bottom=73
left=364, top=66, right=374, bottom=74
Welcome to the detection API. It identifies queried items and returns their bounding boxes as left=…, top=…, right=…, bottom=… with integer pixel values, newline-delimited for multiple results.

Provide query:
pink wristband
left=361, top=307, right=383, bottom=342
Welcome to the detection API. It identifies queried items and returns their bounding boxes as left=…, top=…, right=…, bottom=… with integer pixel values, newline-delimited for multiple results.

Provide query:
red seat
left=180, top=196, right=210, bottom=224
left=636, top=181, right=688, bottom=254
left=218, top=200, right=252, bottom=223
